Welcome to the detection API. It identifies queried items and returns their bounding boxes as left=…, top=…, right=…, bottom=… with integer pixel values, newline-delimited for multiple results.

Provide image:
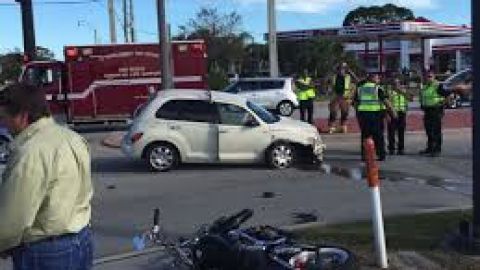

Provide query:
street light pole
left=15, top=0, right=36, bottom=60
left=123, top=0, right=129, bottom=43
left=129, top=0, right=136, bottom=43
left=108, top=0, right=117, bottom=43
left=157, top=0, right=173, bottom=89
left=268, top=0, right=279, bottom=77
left=471, top=0, right=480, bottom=249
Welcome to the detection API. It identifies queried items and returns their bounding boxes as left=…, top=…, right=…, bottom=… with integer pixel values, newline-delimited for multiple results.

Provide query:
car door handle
left=219, top=130, right=229, bottom=134
left=169, top=125, right=181, bottom=130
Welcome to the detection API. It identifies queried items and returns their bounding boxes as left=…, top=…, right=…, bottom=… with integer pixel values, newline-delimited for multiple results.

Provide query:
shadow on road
left=92, top=157, right=149, bottom=173
left=75, top=124, right=128, bottom=134
left=92, top=157, right=272, bottom=174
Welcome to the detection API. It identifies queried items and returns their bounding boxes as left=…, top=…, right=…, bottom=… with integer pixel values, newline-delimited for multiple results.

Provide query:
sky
left=0, top=0, right=472, bottom=59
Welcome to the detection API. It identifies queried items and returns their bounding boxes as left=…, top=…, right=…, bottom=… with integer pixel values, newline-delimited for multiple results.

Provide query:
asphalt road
left=81, top=128, right=472, bottom=258
left=0, top=127, right=473, bottom=270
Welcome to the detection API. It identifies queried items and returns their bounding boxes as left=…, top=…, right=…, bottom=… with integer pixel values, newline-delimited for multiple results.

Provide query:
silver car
left=224, top=77, right=299, bottom=117
left=122, top=90, right=324, bottom=172
left=442, top=69, right=472, bottom=109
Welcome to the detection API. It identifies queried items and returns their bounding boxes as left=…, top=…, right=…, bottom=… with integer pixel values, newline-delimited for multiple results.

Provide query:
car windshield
left=224, top=83, right=238, bottom=93
left=247, top=101, right=279, bottom=124
left=445, top=70, right=472, bottom=85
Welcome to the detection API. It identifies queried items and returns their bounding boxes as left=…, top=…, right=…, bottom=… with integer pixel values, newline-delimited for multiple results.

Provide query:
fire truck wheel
left=145, top=142, right=179, bottom=172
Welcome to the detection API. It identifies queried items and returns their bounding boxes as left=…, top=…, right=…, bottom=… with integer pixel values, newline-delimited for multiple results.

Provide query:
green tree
left=278, top=39, right=359, bottom=78
left=177, top=7, right=252, bottom=88
left=35, top=46, right=55, bottom=61
left=0, top=46, right=55, bottom=85
left=242, top=43, right=269, bottom=76
left=0, top=50, right=23, bottom=85
left=343, top=4, right=415, bottom=26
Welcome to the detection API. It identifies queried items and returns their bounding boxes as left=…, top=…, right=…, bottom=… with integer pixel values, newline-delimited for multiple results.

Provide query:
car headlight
left=308, top=134, right=321, bottom=144
left=310, top=135, right=326, bottom=151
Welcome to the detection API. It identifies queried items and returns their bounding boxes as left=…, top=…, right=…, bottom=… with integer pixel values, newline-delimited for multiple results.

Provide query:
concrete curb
left=413, top=205, right=472, bottom=215
left=322, top=127, right=472, bottom=138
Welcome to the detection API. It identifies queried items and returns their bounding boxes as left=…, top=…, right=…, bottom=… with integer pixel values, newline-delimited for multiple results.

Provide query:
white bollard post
left=364, top=138, right=388, bottom=269
left=371, top=186, right=388, bottom=268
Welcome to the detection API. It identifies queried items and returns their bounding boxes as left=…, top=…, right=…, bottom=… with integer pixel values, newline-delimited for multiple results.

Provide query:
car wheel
left=267, top=142, right=296, bottom=169
left=0, top=136, right=10, bottom=164
left=145, top=143, right=179, bottom=172
left=277, top=101, right=294, bottom=117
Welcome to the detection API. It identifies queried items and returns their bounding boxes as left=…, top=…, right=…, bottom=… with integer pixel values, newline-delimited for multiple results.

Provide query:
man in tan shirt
left=0, top=83, right=93, bottom=270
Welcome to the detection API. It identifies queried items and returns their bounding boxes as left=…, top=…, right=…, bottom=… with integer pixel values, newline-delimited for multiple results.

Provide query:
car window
left=259, top=80, right=285, bottom=90
left=238, top=81, right=260, bottom=92
left=247, top=101, right=279, bottom=124
left=24, top=66, right=59, bottom=86
left=156, top=100, right=179, bottom=120
left=217, top=103, right=253, bottom=126
left=446, top=70, right=471, bottom=85
left=156, top=100, right=218, bottom=123
left=224, top=82, right=241, bottom=93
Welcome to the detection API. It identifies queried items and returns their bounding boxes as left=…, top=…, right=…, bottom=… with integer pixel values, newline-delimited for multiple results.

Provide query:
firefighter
left=328, top=63, right=358, bottom=133
left=387, top=77, right=413, bottom=155
left=296, top=72, right=316, bottom=124
left=419, top=71, right=450, bottom=157
left=354, top=73, right=396, bottom=161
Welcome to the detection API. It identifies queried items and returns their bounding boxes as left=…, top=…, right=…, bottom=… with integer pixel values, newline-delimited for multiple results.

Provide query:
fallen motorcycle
left=134, top=208, right=357, bottom=270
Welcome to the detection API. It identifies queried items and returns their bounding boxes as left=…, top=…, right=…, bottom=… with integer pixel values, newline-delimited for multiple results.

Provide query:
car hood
left=268, top=117, right=317, bottom=133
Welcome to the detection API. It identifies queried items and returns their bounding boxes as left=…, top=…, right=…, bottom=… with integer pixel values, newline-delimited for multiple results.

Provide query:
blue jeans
left=11, top=227, right=93, bottom=270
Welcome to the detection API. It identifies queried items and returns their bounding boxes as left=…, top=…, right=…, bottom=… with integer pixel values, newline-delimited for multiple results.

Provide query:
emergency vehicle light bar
left=65, top=47, right=79, bottom=59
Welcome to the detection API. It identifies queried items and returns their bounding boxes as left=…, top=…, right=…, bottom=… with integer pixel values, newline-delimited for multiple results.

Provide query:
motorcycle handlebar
left=234, top=209, right=254, bottom=226
left=153, top=208, right=160, bottom=227
left=211, top=209, right=254, bottom=233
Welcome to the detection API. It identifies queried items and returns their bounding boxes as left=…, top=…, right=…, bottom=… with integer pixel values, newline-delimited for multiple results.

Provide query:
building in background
left=274, top=19, right=471, bottom=75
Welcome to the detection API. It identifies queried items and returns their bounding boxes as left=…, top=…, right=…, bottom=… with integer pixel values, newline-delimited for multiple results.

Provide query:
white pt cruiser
left=122, top=90, right=325, bottom=172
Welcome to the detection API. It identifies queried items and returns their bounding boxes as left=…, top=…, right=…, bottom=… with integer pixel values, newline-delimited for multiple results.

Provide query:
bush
left=208, top=69, right=229, bottom=90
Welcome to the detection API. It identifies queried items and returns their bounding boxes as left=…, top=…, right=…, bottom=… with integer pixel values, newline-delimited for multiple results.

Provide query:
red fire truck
left=18, top=40, right=207, bottom=124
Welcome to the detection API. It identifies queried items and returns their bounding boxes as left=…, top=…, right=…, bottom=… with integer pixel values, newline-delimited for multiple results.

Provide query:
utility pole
left=123, top=0, right=129, bottom=43
left=472, top=0, right=480, bottom=251
left=157, top=0, right=173, bottom=89
left=267, top=0, right=279, bottom=77
left=94, top=29, right=99, bottom=44
left=129, top=0, right=136, bottom=43
left=108, top=0, right=117, bottom=43
left=15, top=0, right=36, bottom=60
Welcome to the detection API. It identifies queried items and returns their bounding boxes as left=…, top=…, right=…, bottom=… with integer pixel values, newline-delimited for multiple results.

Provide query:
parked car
left=122, top=90, right=325, bottom=172
left=223, top=77, right=299, bottom=117
left=442, top=69, right=472, bottom=109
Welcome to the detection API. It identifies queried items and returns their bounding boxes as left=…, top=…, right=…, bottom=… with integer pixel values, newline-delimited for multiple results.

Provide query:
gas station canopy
left=273, top=21, right=471, bottom=73
left=275, top=21, right=471, bottom=42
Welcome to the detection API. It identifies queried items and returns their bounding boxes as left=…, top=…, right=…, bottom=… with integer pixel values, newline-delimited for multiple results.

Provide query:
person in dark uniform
left=419, top=71, right=451, bottom=157
left=387, top=77, right=413, bottom=155
left=354, top=73, right=396, bottom=161
left=296, top=73, right=316, bottom=124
